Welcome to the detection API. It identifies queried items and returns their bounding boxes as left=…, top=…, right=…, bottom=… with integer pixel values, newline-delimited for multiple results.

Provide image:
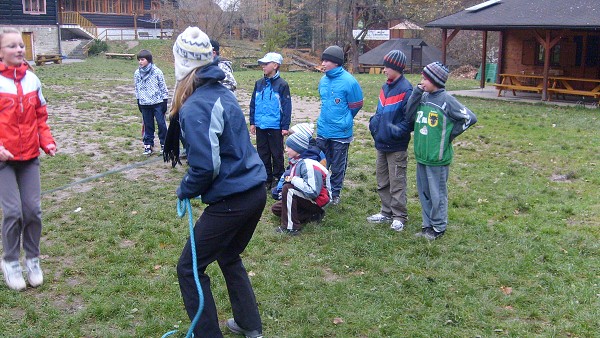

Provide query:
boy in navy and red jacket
left=367, top=50, right=413, bottom=232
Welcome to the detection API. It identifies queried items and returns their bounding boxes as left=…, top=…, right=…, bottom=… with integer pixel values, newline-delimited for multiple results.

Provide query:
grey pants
left=416, top=163, right=449, bottom=233
left=0, top=158, right=42, bottom=262
left=376, top=150, right=408, bottom=222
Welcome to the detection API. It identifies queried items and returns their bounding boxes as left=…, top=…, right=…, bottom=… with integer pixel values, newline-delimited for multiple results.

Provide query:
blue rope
left=162, top=198, right=204, bottom=338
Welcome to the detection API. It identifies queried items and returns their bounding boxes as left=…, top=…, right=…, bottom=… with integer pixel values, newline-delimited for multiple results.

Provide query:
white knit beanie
left=290, top=123, right=314, bottom=140
left=173, top=27, right=214, bottom=81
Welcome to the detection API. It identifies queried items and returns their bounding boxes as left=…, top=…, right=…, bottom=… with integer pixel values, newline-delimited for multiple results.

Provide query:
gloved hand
left=161, top=98, right=168, bottom=115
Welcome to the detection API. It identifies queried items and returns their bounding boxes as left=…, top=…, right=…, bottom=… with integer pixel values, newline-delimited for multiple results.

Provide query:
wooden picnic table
left=547, top=76, right=600, bottom=102
left=496, top=74, right=600, bottom=103
left=35, top=54, right=62, bottom=66
left=495, top=73, right=544, bottom=97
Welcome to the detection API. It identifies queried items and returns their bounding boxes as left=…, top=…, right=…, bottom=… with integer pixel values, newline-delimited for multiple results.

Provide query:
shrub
left=87, top=39, right=109, bottom=56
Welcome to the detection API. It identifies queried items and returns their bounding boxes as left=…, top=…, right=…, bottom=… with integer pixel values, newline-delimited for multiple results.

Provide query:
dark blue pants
left=316, top=138, right=349, bottom=198
left=256, top=127, right=284, bottom=182
left=140, top=103, right=167, bottom=147
left=177, top=184, right=266, bottom=337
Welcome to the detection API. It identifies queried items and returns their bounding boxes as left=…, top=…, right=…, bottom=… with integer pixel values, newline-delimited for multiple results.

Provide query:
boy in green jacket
left=391, top=62, right=477, bottom=240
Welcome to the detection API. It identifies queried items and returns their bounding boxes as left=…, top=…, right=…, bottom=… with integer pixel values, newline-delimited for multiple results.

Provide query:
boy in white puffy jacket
left=271, top=125, right=331, bottom=235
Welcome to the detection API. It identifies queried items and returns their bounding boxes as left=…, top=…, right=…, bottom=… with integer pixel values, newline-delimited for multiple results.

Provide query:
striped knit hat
left=383, top=50, right=406, bottom=73
left=173, top=27, right=214, bottom=81
left=423, top=62, right=449, bottom=88
left=286, top=125, right=312, bottom=154
left=290, top=123, right=314, bottom=140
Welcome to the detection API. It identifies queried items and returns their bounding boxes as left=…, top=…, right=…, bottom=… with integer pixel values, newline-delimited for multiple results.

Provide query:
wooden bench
left=138, top=31, right=152, bottom=39
left=105, top=53, right=136, bottom=60
left=548, top=88, right=600, bottom=99
left=495, top=84, right=543, bottom=96
left=35, top=54, right=62, bottom=66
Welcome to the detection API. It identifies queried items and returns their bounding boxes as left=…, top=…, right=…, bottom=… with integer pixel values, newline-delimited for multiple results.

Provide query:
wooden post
left=542, top=31, right=551, bottom=100
left=134, top=12, right=138, bottom=40
left=442, top=29, right=447, bottom=65
left=497, top=31, right=504, bottom=84
left=480, top=30, right=488, bottom=89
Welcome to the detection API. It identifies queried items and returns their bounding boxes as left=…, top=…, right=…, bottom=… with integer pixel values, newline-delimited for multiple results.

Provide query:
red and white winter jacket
left=289, top=158, right=332, bottom=207
left=0, top=62, right=55, bottom=161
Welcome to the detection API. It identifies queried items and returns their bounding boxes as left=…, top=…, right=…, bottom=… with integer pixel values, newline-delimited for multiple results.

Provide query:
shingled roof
left=426, top=0, right=600, bottom=30
left=358, top=39, right=458, bottom=69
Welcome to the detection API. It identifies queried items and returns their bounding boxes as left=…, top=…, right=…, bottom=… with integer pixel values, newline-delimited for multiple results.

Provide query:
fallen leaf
left=74, top=207, right=82, bottom=213
left=504, top=305, right=514, bottom=310
left=131, top=211, right=138, bottom=215
left=154, top=265, right=161, bottom=270
left=500, top=286, right=513, bottom=295
left=248, top=271, right=256, bottom=277
left=333, top=317, right=344, bottom=325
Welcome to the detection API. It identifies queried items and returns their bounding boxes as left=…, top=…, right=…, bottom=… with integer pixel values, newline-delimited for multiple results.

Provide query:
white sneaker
left=2, top=260, right=26, bottom=291
left=367, top=213, right=392, bottom=223
left=390, top=220, right=405, bottom=232
left=25, top=257, right=44, bottom=287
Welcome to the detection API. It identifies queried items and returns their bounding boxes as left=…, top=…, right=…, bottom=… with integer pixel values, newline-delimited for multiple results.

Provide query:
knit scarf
left=138, top=63, right=153, bottom=81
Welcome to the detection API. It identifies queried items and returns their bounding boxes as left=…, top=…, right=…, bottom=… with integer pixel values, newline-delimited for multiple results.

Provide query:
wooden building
left=426, top=0, right=600, bottom=101
left=0, top=0, right=61, bottom=59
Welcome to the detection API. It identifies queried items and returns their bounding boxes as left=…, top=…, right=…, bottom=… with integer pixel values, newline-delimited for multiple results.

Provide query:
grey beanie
left=423, top=62, right=449, bottom=88
left=321, top=45, right=344, bottom=66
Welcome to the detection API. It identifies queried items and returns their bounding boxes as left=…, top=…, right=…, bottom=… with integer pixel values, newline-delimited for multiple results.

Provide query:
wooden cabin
left=0, top=1, right=61, bottom=59
left=426, top=0, right=600, bottom=102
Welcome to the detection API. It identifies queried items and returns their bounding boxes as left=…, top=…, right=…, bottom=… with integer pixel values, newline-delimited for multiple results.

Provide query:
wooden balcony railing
left=60, top=11, right=98, bottom=38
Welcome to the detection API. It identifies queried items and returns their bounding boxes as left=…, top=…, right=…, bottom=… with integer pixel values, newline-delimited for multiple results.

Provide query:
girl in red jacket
left=0, top=28, right=57, bottom=291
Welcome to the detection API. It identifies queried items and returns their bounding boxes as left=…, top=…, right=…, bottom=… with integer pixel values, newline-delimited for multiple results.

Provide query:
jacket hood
left=301, top=145, right=322, bottom=162
left=194, top=59, right=226, bottom=84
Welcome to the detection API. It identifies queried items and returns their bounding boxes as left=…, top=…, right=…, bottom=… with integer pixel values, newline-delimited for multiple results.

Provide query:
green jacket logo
left=428, top=112, right=439, bottom=127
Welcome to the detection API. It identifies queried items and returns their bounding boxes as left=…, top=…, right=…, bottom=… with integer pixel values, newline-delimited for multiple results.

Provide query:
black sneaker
left=414, top=227, right=430, bottom=238
left=308, top=211, right=324, bottom=223
left=423, top=227, right=445, bottom=240
left=226, top=318, right=263, bottom=338
left=160, top=145, right=164, bottom=154
left=143, top=145, right=152, bottom=155
left=275, top=227, right=300, bottom=236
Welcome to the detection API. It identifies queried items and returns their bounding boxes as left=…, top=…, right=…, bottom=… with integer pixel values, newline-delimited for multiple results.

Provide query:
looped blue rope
left=162, top=198, right=204, bottom=338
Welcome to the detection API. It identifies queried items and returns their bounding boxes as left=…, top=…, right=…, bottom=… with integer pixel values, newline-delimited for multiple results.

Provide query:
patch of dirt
left=451, top=64, right=478, bottom=79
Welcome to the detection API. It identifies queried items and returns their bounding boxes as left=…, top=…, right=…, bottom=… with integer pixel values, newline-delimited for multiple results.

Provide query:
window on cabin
left=23, top=0, right=47, bottom=14
left=574, top=35, right=600, bottom=67
left=536, top=44, right=560, bottom=66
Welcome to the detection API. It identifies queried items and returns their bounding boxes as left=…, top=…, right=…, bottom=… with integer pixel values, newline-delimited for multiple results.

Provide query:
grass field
left=0, top=40, right=598, bottom=337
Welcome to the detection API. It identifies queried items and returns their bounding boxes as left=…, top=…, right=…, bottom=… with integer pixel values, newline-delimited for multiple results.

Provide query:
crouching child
left=272, top=125, right=331, bottom=235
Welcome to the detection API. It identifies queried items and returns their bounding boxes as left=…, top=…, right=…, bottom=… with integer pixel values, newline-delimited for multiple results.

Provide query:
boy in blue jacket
left=368, top=50, right=413, bottom=232
left=249, top=52, right=292, bottom=189
left=316, top=45, right=363, bottom=205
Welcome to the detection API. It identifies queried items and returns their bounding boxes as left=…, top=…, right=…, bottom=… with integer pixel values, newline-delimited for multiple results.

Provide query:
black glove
left=161, top=99, right=168, bottom=115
